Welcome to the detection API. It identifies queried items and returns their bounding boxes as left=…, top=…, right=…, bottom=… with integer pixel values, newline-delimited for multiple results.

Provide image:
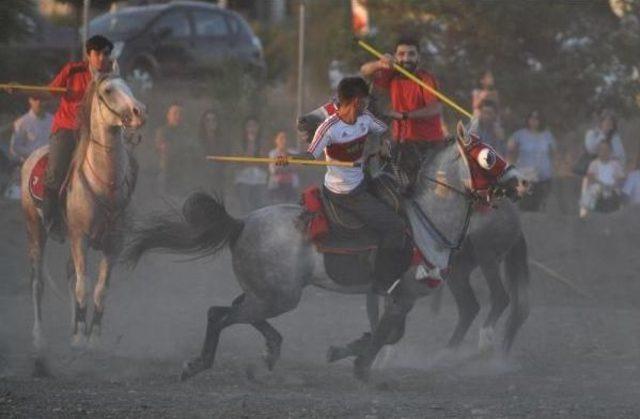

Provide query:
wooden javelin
left=358, top=39, right=473, bottom=120
left=206, top=155, right=360, bottom=168
left=0, top=83, right=66, bottom=93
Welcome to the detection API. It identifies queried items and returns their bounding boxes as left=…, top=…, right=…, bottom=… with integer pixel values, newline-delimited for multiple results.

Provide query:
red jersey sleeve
left=372, top=68, right=394, bottom=90
left=49, top=63, right=71, bottom=95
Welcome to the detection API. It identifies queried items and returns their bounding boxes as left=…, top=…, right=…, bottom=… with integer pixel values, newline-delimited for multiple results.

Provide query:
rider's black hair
left=337, top=77, right=369, bottom=104
left=85, top=35, right=114, bottom=54
left=395, top=36, right=420, bottom=51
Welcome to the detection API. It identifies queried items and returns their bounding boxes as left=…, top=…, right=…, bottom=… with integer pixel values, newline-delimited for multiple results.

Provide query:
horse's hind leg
left=478, top=259, right=510, bottom=353
left=24, top=203, right=49, bottom=375
left=502, top=236, right=530, bottom=354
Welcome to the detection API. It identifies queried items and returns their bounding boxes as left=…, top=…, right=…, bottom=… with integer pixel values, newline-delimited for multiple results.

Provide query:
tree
left=0, top=0, right=36, bottom=43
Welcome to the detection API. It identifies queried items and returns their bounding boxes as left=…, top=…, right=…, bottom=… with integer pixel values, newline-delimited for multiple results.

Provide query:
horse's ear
left=456, top=121, right=470, bottom=146
left=110, top=59, right=121, bottom=76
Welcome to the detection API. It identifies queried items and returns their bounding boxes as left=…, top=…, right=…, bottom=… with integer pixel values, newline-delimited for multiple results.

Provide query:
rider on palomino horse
left=284, top=77, right=407, bottom=294
left=43, top=35, right=114, bottom=239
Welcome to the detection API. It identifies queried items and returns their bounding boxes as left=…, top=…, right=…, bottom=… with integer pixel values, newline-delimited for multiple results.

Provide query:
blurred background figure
left=576, top=110, right=626, bottom=176
left=579, top=141, right=625, bottom=218
left=475, top=99, right=506, bottom=155
left=198, top=108, right=227, bottom=193
left=507, top=110, right=556, bottom=212
left=622, top=151, right=640, bottom=206
left=267, top=131, right=299, bottom=204
left=472, top=70, right=500, bottom=117
left=155, top=102, right=192, bottom=196
left=4, top=96, right=52, bottom=199
left=234, top=116, right=267, bottom=213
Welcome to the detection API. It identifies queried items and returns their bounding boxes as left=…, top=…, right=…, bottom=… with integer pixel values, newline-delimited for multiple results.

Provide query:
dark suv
left=88, top=1, right=265, bottom=93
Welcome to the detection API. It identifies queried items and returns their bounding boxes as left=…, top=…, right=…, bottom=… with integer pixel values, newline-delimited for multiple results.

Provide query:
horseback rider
left=284, top=76, right=407, bottom=293
left=360, top=36, right=445, bottom=193
left=43, top=35, right=114, bottom=237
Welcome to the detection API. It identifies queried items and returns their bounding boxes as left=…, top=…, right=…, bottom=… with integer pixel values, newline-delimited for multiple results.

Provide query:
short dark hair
left=395, top=36, right=420, bottom=51
left=85, top=35, right=114, bottom=54
left=526, top=109, right=546, bottom=129
left=337, top=77, right=369, bottom=104
left=479, top=99, right=497, bottom=110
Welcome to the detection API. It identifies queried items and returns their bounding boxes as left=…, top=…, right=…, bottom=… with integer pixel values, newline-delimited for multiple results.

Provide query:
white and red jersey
left=308, top=110, right=387, bottom=194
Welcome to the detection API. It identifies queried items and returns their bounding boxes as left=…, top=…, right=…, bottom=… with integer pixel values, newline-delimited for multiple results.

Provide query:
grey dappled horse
left=21, top=71, right=145, bottom=373
left=124, top=123, right=525, bottom=382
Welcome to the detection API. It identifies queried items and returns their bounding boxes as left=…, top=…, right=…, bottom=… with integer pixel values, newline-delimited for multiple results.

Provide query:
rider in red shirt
left=43, top=35, right=113, bottom=234
left=361, top=37, right=445, bottom=191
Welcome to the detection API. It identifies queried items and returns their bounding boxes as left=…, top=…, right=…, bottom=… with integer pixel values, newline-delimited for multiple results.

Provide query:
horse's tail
left=123, top=192, right=244, bottom=267
left=502, top=234, right=530, bottom=353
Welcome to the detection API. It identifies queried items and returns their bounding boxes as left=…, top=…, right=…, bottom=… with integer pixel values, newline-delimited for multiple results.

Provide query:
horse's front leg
left=353, top=288, right=416, bottom=381
left=69, top=235, right=89, bottom=348
left=88, top=247, right=119, bottom=347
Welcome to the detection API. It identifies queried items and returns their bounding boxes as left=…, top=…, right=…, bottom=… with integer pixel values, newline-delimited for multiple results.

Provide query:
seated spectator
left=584, top=110, right=625, bottom=165
left=235, top=116, right=267, bottom=213
left=155, top=102, right=192, bottom=195
left=507, top=110, right=556, bottom=212
left=267, top=131, right=299, bottom=204
left=622, top=154, right=640, bottom=205
left=10, top=96, right=52, bottom=163
left=475, top=99, right=506, bottom=155
left=579, top=141, right=625, bottom=218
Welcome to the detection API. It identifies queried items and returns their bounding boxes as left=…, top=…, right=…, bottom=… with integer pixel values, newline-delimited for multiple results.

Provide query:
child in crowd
left=267, top=131, right=299, bottom=204
left=622, top=154, right=640, bottom=205
left=579, top=141, right=625, bottom=218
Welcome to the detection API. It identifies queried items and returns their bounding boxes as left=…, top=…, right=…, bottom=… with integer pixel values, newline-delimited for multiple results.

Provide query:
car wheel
left=126, top=63, right=155, bottom=96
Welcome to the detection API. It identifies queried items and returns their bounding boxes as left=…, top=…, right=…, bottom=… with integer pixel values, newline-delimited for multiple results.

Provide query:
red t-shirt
left=49, top=61, right=92, bottom=133
left=373, top=68, right=444, bottom=143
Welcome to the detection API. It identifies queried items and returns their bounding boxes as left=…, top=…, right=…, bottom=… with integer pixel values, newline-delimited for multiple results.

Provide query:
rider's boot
left=42, top=187, right=64, bottom=243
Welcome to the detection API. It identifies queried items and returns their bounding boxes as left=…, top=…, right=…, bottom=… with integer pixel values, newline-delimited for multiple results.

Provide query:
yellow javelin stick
left=0, top=83, right=67, bottom=93
left=207, top=155, right=361, bottom=168
left=358, top=39, right=473, bottom=120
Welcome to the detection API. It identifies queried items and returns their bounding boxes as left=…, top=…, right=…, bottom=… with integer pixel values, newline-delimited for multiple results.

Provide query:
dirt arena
left=1, top=172, right=639, bottom=418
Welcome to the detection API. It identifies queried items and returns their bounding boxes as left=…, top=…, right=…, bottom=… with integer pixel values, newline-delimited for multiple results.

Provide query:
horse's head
left=93, top=72, right=146, bottom=129
left=455, top=120, right=528, bottom=200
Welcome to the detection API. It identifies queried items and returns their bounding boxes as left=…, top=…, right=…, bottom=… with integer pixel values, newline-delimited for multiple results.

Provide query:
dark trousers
left=44, top=129, right=78, bottom=193
left=390, top=141, right=445, bottom=190
left=324, top=180, right=406, bottom=250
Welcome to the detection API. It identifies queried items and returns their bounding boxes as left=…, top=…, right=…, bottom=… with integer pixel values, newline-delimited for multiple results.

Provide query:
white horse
left=21, top=71, right=145, bottom=374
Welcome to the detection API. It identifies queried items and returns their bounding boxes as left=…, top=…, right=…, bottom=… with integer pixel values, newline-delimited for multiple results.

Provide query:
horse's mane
left=71, top=76, right=101, bottom=168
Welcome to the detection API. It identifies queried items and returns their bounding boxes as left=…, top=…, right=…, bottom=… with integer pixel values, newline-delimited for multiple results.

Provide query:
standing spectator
left=10, top=96, right=53, bottom=163
left=235, top=116, right=267, bottom=213
left=198, top=108, right=227, bottom=192
left=475, top=99, right=506, bottom=155
left=472, top=70, right=500, bottom=117
left=579, top=141, right=625, bottom=218
left=622, top=152, right=640, bottom=205
left=267, top=131, right=299, bottom=204
left=584, top=111, right=625, bottom=165
left=360, top=36, right=444, bottom=191
left=507, top=110, right=556, bottom=211
left=155, top=102, right=191, bottom=195
left=4, top=96, right=53, bottom=199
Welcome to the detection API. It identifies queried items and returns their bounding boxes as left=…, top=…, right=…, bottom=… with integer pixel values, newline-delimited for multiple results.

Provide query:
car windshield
left=89, top=11, right=154, bottom=36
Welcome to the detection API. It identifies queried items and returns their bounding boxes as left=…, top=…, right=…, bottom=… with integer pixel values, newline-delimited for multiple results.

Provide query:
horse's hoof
left=263, top=351, right=279, bottom=371
left=71, top=333, right=87, bottom=350
left=88, top=333, right=102, bottom=351
left=180, top=358, right=204, bottom=381
left=478, top=327, right=496, bottom=354
left=32, top=357, right=52, bottom=378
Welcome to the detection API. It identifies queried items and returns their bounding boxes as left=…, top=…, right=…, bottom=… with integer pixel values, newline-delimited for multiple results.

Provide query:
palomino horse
left=123, top=123, right=527, bottom=382
left=21, top=72, right=145, bottom=370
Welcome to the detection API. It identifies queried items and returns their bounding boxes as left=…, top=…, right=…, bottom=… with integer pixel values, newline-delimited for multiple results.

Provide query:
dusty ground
left=1, top=171, right=640, bottom=418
